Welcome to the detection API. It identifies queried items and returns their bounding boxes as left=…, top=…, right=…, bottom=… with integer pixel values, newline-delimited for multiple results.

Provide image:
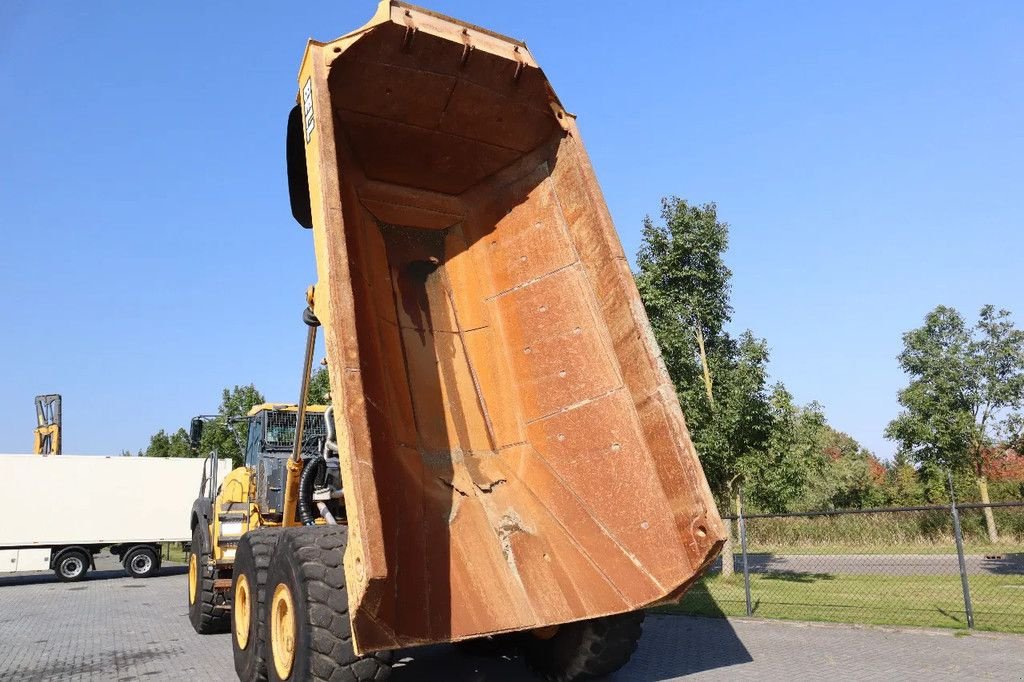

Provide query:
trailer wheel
left=124, top=546, right=159, bottom=579
left=522, top=611, right=645, bottom=682
left=264, top=526, right=391, bottom=682
left=54, top=548, right=90, bottom=582
left=233, top=529, right=281, bottom=682
left=188, top=526, right=229, bottom=634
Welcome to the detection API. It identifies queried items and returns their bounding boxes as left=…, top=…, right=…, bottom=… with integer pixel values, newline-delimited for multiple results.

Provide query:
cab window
left=245, top=417, right=262, bottom=467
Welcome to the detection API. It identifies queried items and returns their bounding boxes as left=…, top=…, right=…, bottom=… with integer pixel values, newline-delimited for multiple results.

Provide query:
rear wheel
left=264, top=526, right=391, bottom=682
left=188, top=526, right=229, bottom=634
left=233, top=529, right=281, bottom=682
left=54, top=549, right=90, bottom=582
left=124, top=546, right=159, bottom=578
left=522, top=611, right=645, bottom=682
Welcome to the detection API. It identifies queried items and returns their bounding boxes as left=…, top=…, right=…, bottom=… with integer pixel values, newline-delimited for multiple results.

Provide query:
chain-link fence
left=674, top=486, right=1024, bottom=634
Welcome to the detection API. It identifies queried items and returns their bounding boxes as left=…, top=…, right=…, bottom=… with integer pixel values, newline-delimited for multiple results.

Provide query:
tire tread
left=267, top=526, right=390, bottom=682
left=524, top=611, right=645, bottom=682
left=234, top=528, right=281, bottom=681
left=190, top=527, right=229, bottom=634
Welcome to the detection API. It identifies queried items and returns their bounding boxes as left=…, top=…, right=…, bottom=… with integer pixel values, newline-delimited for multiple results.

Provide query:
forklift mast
left=33, top=394, right=62, bottom=456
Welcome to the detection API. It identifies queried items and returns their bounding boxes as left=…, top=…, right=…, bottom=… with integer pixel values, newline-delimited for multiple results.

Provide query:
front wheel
left=54, top=549, right=90, bottom=582
left=264, top=526, right=391, bottom=682
left=124, top=546, right=159, bottom=578
left=232, top=529, right=281, bottom=682
left=522, top=611, right=645, bottom=682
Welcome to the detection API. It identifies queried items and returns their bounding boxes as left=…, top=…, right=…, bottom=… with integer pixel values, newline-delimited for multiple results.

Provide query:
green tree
left=821, top=443, right=887, bottom=510
left=198, top=384, right=266, bottom=469
left=636, top=199, right=803, bottom=573
left=144, top=428, right=192, bottom=458
left=694, top=333, right=779, bottom=503
left=882, top=452, right=924, bottom=506
left=790, top=415, right=888, bottom=511
left=754, top=392, right=824, bottom=512
left=885, top=305, right=1024, bottom=542
left=636, top=197, right=731, bottom=406
left=307, top=367, right=331, bottom=404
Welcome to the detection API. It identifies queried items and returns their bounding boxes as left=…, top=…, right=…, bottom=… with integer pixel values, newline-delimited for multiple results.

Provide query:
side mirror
left=189, top=418, right=205, bottom=448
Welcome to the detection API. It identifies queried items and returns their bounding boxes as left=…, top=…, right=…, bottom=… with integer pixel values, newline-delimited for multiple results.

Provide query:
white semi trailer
left=0, top=454, right=229, bottom=581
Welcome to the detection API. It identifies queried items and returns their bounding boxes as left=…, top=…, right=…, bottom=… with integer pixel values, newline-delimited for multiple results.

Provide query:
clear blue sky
left=1, top=1, right=1021, bottom=458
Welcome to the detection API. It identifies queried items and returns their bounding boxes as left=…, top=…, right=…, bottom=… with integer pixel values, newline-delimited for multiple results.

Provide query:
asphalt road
left=1, top=555, right=1023, bottom=681
left=713, top=552, right=1024, bottom=576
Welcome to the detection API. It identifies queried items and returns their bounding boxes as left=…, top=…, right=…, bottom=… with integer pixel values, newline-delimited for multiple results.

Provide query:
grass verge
left=658, top=573, right=1024, bottom=634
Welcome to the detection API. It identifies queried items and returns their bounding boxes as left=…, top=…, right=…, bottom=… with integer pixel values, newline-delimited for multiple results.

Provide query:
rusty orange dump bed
left=297, top=0, right=726, bottom=653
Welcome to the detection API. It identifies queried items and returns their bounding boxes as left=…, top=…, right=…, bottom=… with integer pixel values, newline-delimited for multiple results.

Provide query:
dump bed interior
left=301, top=1, right=726, bottom=652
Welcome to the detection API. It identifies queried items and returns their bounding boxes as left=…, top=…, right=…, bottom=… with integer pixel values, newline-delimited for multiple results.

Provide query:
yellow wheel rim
left=234, top=573, right=251, bottom=650
left=270, top=582, right=296, bottom=679
left=188, top=553, right=198, bottom=605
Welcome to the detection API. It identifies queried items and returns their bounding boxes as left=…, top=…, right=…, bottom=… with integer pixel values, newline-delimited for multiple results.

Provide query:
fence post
left=948, top=471, right=974, bottom=629
left=739, top=486, right=753, bottom=617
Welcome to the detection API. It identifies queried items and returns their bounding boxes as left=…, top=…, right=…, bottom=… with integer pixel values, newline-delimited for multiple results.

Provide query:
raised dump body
left=295, top=1, right=726, bottom=653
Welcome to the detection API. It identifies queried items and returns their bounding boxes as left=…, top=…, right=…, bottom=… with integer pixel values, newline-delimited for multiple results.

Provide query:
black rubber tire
left=286, top=105, right=313, bottom=229
left=124, top=546, right=159, bottom=579
left=54, top=549, right=90, bottom=582
left=233, top=529, right=281, bottom=682
left=188, top=526, right=229, bottom=634
left=522, top=611, right=645, bottom=682
left=264, top=526, right=391, bottom=682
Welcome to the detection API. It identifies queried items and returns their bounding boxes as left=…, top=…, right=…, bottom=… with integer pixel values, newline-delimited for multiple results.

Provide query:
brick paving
left=0, top=557, right=230, bottom=682
left=1, top=555, right=1022, bottom=681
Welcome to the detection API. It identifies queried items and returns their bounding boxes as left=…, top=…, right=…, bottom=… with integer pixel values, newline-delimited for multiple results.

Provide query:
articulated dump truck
left=210, top=3, right=726, bottom=681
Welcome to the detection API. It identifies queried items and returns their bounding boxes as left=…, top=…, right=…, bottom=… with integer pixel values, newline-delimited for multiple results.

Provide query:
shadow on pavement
left=0, top=565, right=187, bottom=588
left=620, top=614, right=753, bottom=678
left=761, top=570, right=835, bottom=583
left=979, top=553, right=1024, bottom=576
left=389, top=613, right=752, bottom=681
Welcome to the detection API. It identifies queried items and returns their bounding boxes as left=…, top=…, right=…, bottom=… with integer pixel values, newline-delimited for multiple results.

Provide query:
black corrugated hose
left=298, top=455, right=326, bottom=526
